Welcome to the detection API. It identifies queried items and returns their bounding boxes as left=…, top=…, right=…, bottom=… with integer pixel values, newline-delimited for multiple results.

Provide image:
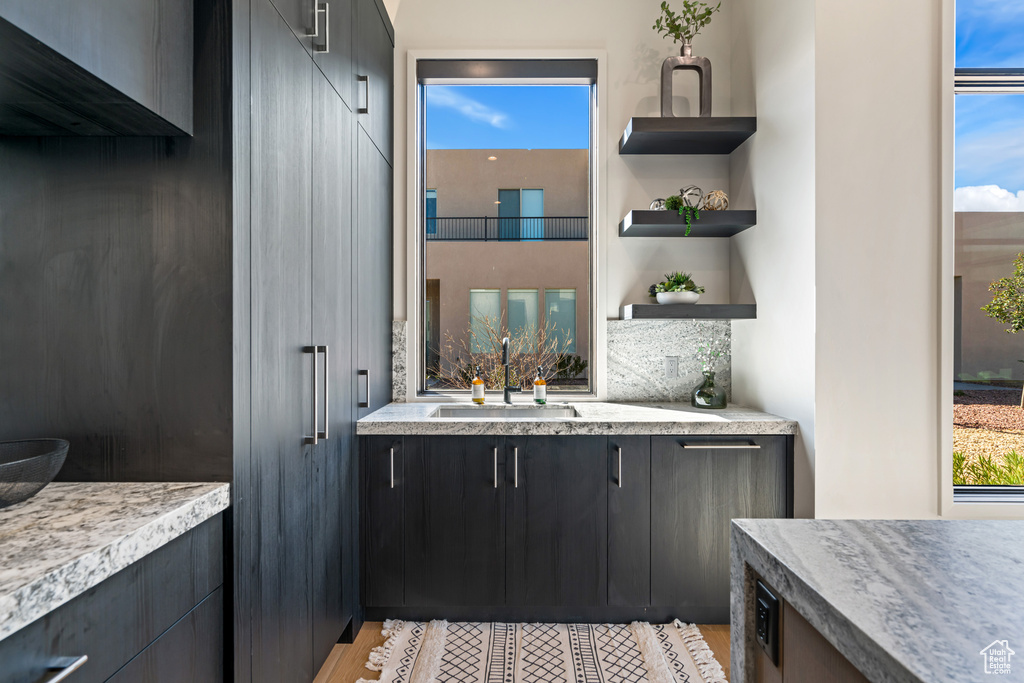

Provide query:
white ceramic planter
left=656, top=290, right=700, bottom=304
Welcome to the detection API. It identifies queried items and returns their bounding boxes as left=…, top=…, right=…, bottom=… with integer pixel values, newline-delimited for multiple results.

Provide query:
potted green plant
left=664, top=194, right=700, bottom=236
left=648, top=271, right=705, bottom=304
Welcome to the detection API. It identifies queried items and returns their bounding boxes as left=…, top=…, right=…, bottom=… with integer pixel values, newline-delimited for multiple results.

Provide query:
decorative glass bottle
left=691, top=370, right=727, bottom=409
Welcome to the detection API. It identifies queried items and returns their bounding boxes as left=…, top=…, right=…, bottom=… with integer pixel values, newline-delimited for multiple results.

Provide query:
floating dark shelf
left=619, top=117, right=756, bottom=155
left=621, top=304, right=757, bottom=320
left=619, top=209, right=756, bottom=238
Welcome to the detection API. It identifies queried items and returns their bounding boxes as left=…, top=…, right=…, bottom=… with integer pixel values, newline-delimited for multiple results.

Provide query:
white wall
left=391, top=0, right=743, bottom=333
left=729, top=0, right=817, bottom=518
left=812, top=0, right=943, bottom=518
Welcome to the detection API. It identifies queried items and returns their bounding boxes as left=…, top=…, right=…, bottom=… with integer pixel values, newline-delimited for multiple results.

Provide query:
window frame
left=941, top=0, right=1024, bottom=513
left=406, top=50, right=606, bottom=400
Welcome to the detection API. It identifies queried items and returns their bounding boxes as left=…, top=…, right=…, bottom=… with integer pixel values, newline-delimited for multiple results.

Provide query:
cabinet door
left=355, top=126, right=393, bottom=416
left=405, top=436, right=506, bottom=607
left=355, top=0, right=393, bottom=163
left=362, top=436, right=404, bottom=607
left=312, top=0, right=356, bottom=109
left=266, top=0, right=315, bottom=56
left=250, top=1, right=314, bottom=679
left=507, top=436, right=608, bottom=607
left=651, top=435, right=790, bottom=624
left=311, top=66, right=356, bottom=668
left=608, top=436, right=651, bottom=607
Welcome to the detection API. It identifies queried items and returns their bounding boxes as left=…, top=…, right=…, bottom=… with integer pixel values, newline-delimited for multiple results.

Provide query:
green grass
left=954, top=451, right=1024, bottom=485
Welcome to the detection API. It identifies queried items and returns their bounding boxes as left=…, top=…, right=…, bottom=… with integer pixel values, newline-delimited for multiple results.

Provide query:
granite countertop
left=731, top=519, right=1024, bottom=683
left=0, top=482, right=230, bottom=643
left=356, top=401, right=797, bottom=436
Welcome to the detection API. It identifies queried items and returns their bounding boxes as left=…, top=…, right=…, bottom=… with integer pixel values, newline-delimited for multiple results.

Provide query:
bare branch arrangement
left=431, top=314, right=579, bottom=390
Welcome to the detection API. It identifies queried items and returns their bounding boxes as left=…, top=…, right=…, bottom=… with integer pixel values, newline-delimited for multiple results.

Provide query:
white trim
left=403, top=48, right=608, bottom=402
left=939, top=0, right=1024, bottom=517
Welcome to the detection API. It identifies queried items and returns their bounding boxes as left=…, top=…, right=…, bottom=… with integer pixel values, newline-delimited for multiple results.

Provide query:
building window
left=418, top=59, right=595, bottom=393
left=952, top=1, right=1024, bottom=495
left=469, top=289, right=500, bottom=354
left=508, top=289, right=539, bottom=351
left=545, top=289, right=576, bottom=354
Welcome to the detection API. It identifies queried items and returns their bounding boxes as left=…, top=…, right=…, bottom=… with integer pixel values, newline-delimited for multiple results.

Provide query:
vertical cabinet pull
left=357, top=75, right=369, bottom=114
left=319, top=345, right=329, bottom=440
left=493, top=448, right=498, bottom=488
left=390, top=447, right=395, bottom=489
left=617, top=446, right=623, bottom=488
left=358, top=369, right=369, bottom=408
left=41, top=656, right=89, bottom=683
left=307, top=0, right=320, bottom=37
left=514, top=447, right=518, bottom=488
left=314, top=3, right=329, bottom=53
left=303, top=346, right=319, bottom=444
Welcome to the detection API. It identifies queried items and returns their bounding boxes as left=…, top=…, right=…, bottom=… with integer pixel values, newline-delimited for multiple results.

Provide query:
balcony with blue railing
left=425, top=216, right=589, bottom=241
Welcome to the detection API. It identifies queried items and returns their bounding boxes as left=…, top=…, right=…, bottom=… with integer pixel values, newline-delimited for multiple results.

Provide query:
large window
left=418, top=59, right=595, bottom=394
left=953, top=1, right=1024, bottom=494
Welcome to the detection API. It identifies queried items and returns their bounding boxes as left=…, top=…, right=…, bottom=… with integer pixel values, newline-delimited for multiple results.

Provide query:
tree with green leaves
left=981, top=252, right=1024, bottom=407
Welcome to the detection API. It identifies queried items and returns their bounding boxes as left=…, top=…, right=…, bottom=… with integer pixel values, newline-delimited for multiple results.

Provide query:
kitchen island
left=731, top=518, right=1024, bottom=683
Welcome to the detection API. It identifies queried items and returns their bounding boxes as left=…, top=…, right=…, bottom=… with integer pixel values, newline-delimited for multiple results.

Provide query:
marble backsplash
left=392, top=318, right=731, bottom=403
left=605, top=319, right=731, bottom=402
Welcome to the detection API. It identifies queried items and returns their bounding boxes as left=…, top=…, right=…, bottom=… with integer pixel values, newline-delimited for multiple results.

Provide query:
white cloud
left=954, top=184, right=1024, bottom=212
left=428, top=86, right=509, bottom=128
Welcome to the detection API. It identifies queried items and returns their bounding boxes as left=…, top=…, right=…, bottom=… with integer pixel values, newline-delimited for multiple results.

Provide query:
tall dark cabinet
left=0, top=0, right=394, bottom=679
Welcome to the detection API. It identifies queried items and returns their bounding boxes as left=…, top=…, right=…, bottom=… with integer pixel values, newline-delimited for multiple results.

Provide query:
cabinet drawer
left=107, top=587, right=224, bottom=682
left=0, top=515, right=224, bottom=683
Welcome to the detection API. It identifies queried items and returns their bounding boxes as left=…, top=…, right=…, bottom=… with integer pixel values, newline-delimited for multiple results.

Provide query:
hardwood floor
left=315, top=621, right=732, bottom=682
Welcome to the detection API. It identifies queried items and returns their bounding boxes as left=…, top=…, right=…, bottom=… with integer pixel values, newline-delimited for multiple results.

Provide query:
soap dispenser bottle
left=533, top=366, right=547, bottom=405
left=472, top=365, right=485, bottom=405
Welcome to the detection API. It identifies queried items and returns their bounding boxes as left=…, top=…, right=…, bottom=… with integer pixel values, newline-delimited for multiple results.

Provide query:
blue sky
left=955, top=1, right=1024, bottom=209
left=425, top=85, right=590, bottom=150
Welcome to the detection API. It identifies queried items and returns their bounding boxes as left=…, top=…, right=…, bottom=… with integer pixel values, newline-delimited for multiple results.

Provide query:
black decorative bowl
left=0, top=439, right=69, bottom=510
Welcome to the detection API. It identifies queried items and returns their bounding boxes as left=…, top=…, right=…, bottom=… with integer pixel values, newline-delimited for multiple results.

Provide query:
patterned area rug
left=357, top=620, right=727, bottom=683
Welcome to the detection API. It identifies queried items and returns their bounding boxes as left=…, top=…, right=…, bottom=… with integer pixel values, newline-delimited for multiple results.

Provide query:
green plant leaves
left=653, top=0, right=721, bottom=45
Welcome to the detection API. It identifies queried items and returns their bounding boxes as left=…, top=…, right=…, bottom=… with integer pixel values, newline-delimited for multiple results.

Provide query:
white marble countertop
left=731, top=519, right=1024, bottom=683
left=0, top=482, right=229, bottom=643
left=356, top=401, right=797, bottom=436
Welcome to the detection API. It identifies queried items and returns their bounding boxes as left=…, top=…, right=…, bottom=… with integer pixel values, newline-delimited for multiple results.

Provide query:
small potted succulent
left=648, top=271, right=705, bottom=304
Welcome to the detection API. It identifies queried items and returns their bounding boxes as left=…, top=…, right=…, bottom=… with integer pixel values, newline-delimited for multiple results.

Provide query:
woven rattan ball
left=702, top=190, right=729, bottom=211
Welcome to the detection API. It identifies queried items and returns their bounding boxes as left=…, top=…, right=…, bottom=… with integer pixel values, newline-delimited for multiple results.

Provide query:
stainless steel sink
left=430, top=404, right=579, bottom=419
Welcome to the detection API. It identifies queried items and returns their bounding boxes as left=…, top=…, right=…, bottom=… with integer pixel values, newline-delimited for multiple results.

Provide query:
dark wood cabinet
left=0, top=516, right=224, bottom=683
left=507, top=436, right=608, bottom=608
left=249, top=3, right=315, bottom=679
left=404, top=436, right=506, bottom=607
left=651, top=435, right=792, bottom=623
left=266, top=0, right=315, bottom=56
left=608, top=435, right=652, bottom=608
left=355, top=0, right=394, bottom=163
left=362, top=436, right=405, bottom=607
left=362, top=433, right=791, bottom=622
left=312, top=64, right=358, bottom=667
left=0, top=0, right=193, bottom=135
left=356, top=125, right=394, bottom=417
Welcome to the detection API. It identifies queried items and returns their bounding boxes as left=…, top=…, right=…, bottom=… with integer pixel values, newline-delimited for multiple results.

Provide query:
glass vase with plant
left=692, top=330, right=728, bottom=409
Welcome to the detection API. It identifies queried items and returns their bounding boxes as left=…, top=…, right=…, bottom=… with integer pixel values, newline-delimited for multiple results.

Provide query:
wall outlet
left=664, top=356, right=679, bottom=379
left=756, top=580, right=780, bottom=665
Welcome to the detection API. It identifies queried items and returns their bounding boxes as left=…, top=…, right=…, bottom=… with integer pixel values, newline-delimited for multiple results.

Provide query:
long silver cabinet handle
left=390, top=447, right=395, bottom=489
left=307, top=0, right=320, bottom=36
left=514, top=447, right=518, bottom=488
left=314, top=3, right=329, bottom=53
left=682, top=443, right=761, bottom=450
left=303, top=346, right=319, bottom=444
left=319, top=346, right=329, bottom=440
left=617, top=447, right=623, bottom=488
left=358, top=369, right=369, bottom=408
left=40, top=656, right=89, bottom=683
left=357, top=75, right=369, bottom=114
left=493, top=448, right=498, bottom=488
